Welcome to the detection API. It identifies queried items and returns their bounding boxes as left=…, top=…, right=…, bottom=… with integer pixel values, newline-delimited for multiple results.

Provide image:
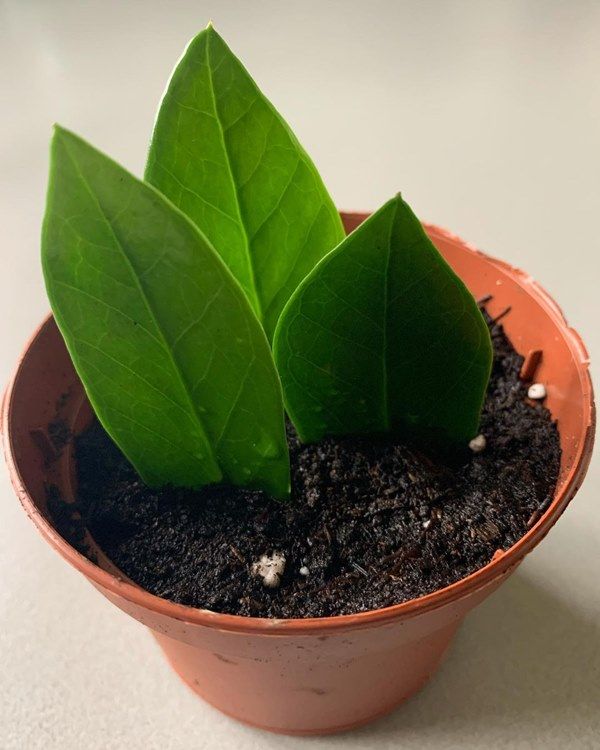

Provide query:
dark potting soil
left=50, top=311, right=560, bottom=618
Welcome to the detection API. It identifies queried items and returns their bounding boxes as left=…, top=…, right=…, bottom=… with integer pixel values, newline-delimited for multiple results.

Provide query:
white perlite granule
left=527, top=383, right=547, bottom=400
left=469, top=434, right=487, bottom=453
left=251, top=551, right=286, bottom=589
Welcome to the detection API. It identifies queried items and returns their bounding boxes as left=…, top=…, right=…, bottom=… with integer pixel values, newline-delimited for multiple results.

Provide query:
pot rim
left=3, top=219, right=595, bottom=636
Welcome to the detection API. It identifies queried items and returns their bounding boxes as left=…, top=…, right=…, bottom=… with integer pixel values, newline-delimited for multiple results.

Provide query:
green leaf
left=42, top=126, right=289, bottom=498
left=273, top=195, right=493, bottom=450
left=145, top=25, right=345, bottom=340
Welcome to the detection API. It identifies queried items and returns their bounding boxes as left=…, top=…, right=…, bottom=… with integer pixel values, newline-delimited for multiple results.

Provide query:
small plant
left=42, top=25, right=492, bottom=499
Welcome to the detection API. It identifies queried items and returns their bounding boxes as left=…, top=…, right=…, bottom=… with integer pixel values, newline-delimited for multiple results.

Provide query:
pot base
left=174, top=664, right=432, bottom=736
left=152, top=626, right=455, bottom=736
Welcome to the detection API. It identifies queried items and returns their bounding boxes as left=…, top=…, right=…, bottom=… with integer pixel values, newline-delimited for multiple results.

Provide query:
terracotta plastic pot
left=2, top=214, right=594, bottom=735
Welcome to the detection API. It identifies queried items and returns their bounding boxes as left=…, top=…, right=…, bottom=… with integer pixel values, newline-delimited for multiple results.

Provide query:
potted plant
left=2, top=25, right=594, bottom=735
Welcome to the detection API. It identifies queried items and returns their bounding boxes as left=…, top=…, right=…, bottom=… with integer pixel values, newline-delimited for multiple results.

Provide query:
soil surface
left=50, top=312, right=560, bottom=618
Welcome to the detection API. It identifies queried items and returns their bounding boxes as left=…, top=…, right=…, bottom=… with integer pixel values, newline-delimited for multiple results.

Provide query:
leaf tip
left=187, top=20, right=221, bottom=52
left=50, top=124, right=72, bottom=159
left=51, top=122, right=67, bottom=140
left=51, top=123, right=79, bottom=149
left=204, top=19, right=222, bottom=40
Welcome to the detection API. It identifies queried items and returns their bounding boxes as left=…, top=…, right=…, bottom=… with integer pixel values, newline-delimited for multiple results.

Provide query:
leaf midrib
left=205, top=31, right=262, bottom=320
left=60, top=136, right=220, bottom=473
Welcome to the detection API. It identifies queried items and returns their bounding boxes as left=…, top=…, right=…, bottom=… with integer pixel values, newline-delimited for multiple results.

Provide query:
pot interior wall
left=424, top=223, right=591, bottom=491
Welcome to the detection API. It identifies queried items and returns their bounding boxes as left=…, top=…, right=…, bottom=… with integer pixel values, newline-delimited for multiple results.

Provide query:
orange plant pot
left=2, top=215, right=594, bottom=735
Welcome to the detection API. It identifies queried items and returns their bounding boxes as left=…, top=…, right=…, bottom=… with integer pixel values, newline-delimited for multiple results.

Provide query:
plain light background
left=1, top=1, right=598, bottom=748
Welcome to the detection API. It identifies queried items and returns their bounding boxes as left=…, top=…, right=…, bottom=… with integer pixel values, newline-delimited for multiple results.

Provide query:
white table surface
left=1, top=1, right=599, bottom=748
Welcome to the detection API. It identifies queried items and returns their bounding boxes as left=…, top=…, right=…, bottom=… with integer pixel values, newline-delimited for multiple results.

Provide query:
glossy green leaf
left=42, top=127, right=289, bottom=497
left=273, top=195, right=493, bottom=450
left=145, top=25, right=345, bottom=340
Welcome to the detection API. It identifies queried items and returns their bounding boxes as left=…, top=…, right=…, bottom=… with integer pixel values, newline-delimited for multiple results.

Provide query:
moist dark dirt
left=50, top=313, right=560, bottom=618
